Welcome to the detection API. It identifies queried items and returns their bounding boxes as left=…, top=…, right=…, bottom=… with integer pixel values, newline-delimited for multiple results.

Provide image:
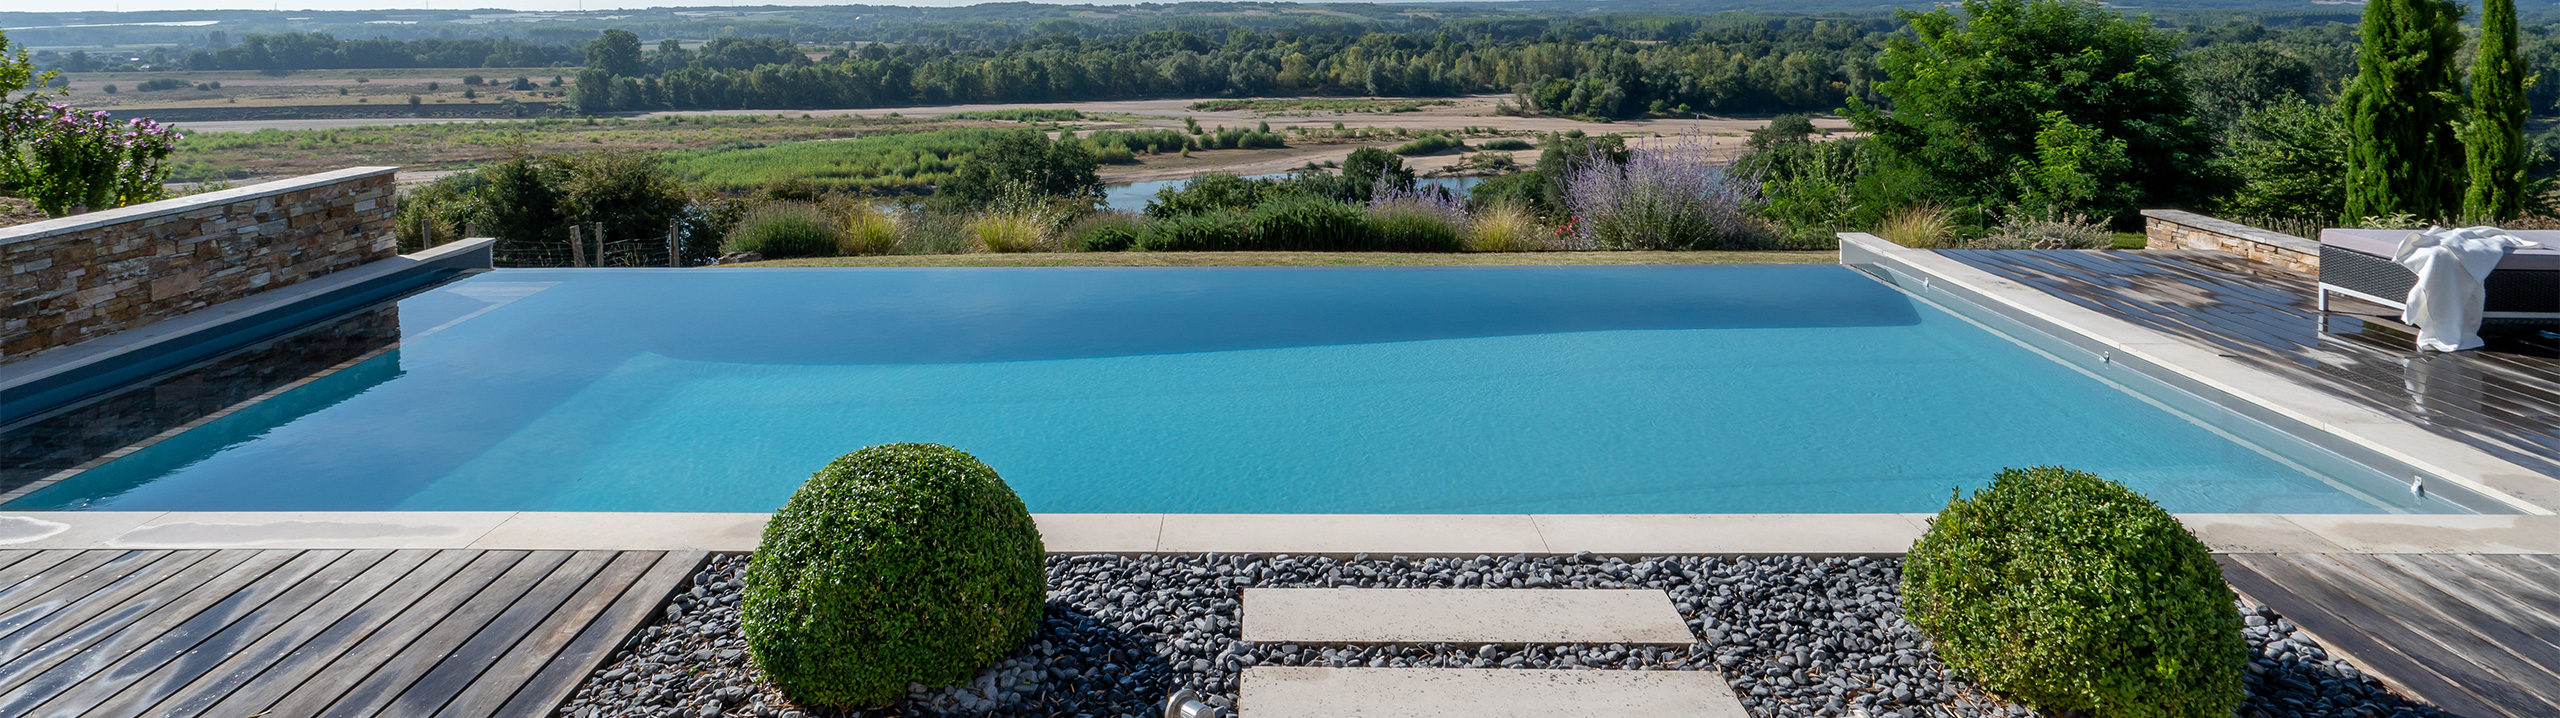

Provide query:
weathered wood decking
left=2222, top=554, right=2560, bottom=718
left=0, top=548, right=703, bottom=718
left=1944, top=249, right=2560, bottom=482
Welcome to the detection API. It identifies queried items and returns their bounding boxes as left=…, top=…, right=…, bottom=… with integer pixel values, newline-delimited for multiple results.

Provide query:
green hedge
left=1901, top=467, right=2247, bottom=718
left=740, top=444, right=1048, bottom=709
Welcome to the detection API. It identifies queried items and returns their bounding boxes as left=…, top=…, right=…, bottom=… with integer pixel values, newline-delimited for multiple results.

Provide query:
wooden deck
left=2222, top=554, right=2560, bottom=718
left=1944, top=249, right=2560, bottom=481
left=0, top=548, right=704, bottom=718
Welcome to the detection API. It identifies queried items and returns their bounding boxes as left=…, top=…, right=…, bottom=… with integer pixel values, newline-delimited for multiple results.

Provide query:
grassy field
left=167, top=114, right=985, bottom=182
left=735, top=250, right=1838, bottom=268
left=1186, top=98, right=1457, bottom=114
left=663, top=127, right=1025, bottom=193
left=55, top=68, right=577, bottom=112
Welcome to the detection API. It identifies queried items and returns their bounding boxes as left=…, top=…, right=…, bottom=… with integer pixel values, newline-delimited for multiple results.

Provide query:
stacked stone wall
left=2, top=167, right=397, bottom=364
left=2140, top=209, right=2320, bottom=274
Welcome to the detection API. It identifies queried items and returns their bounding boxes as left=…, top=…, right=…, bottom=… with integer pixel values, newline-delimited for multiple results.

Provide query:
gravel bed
left=556, top=553, right=2445, bottom=718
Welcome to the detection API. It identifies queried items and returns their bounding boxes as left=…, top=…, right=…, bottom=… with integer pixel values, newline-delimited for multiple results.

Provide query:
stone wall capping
left=2140, top=209, right=2321, bottom=273
left=0, top=167, right=397, bottom=248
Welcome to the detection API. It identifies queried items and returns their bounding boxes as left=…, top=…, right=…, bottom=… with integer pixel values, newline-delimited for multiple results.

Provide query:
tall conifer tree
left=2341, top=0, right=2466, bottom=222
left=2465, top=0, right=2529, bottom=221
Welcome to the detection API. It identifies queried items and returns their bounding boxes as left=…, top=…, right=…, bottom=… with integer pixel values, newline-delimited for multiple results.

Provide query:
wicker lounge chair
left=2316, top=228, right=2560, bottom=323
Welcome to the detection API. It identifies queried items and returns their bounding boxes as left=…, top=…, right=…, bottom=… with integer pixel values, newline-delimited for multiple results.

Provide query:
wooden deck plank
left=437, top=550, right=664, bottom=718
left=18, top=549, right=382, bottom=717
left=2261, top=553, right=2560, bottom=714
left=2373, top=555, right=2560, bottom=664
left=0, top=550, right=196, bottom=652
left=2323, top=555, right=2560, bottom=693
left=0, top=549, right=325, bottom=715
left=1942, top=248, right=2560, bottom=481
left=0, top=550, right=139, bottom=615
left=0, top=551, right=81, bottom=598
left=301, top=550, right=572, bottom=718
left=0, top=550, right=264, bottom=689
left=0, top=551, right=42, bottom=577
left=75, top=550, right=423, bottom=718
left=492, top=550, right=706, bottom=718
left=2219, top=555, right=2516, bottom=717
left=380, top=550, right=620, bottom=717
left=201, top=550, right=512, bottom=718
left=97, top=549, right=451, bottom=718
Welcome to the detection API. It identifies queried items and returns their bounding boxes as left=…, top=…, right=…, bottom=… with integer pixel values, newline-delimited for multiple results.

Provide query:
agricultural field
left=165, top=114, right=982, bottom=182
left=51, top=67, right=578, bottom=118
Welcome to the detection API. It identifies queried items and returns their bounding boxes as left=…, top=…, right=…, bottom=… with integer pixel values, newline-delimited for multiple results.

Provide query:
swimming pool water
left=7, top=266, right=2446, bottom=513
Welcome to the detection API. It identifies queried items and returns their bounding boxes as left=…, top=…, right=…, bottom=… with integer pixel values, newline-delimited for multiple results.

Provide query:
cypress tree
left=2465, top=0, right=2529, bottom=221
left=2341, top=0, right=2467, bottom=223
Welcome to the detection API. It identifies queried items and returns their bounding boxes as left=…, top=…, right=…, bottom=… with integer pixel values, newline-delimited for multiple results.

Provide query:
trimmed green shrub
left=741, top=444, right=1048, bottom=709
left=722, top=203, right=841, bottom=259
left=1391, top=133, right=1465, bottom=156
left=1363, top=203, right=1466, bottom=252
left=1902, top=467, right=2247, bottom=718
left=1246, top=196, right=1370, bottom=250
left=1066, top=210, right=1143, bottom=252
left=1135, top=210, right=1254, bottom=251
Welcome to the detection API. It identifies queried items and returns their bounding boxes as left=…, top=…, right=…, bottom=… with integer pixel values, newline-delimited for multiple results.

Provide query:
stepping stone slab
left=1241, top=666, right=1748, bottom=717
left=1242, top=588, right=1695, bottom=644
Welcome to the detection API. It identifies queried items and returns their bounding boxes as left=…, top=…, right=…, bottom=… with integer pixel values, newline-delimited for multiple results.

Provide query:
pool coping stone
left=0, top=511, right=2543, bottom=555
left=1237, top=665, right=1749, bottom=717
left=1241, top=588, right=1697, bottom=644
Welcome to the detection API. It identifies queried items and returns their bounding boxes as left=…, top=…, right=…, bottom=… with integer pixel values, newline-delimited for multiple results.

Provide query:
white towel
left=2393, top=226, right=2544, bottom=352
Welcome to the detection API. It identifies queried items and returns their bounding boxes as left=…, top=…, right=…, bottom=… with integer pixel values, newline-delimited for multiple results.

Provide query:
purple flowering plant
left=9, top=103, right=182, bottom=215
left=1562, top=134, right=1774, bottom=250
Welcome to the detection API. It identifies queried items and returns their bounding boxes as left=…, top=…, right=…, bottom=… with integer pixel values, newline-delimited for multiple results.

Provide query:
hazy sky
left=35, top=0, right=1223, bottom=12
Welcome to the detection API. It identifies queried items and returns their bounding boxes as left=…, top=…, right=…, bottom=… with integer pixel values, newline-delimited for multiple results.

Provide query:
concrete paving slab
left=1158, top=514, right=1547, bottom=556
left=473, top=512, right=766, bottom=551
left=2285, top=514, right=2560, bottom=554
left=1532, top=514, right=1924, bottom=556
left=1240, top=666, right=1747, bottom=718
left=0, top=511, right=165, bottom=548
left=2175, top=514, right=2346, bottom=554
left=1243, top=588, right=1695, bottom=644
left=109, top=511, right=512, bottom=548
left=1034, top=513, right=1164, bottom=554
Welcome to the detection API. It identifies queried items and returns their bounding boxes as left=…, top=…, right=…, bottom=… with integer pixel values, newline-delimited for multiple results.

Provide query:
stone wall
left=2141, top=209, right=2321, bottom=274
left=2, top=167, right=398, bottom=365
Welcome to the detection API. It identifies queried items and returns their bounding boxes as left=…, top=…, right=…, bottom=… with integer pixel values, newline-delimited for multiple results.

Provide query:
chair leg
left=2316, top=285, right=2330, bottom=313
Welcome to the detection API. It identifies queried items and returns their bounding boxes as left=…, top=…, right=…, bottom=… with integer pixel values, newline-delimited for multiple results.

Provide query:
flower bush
left=1563, top=135, right=1773, bottom=250
left=6, top=104, right=181, bottom=216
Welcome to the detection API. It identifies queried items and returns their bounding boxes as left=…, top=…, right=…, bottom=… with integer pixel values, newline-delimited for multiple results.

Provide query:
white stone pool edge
left=2, top=511, right=2558, bottom=555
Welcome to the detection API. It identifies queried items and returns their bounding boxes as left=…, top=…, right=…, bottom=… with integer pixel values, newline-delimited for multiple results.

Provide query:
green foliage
left=1391, top=134, right=1464, bottom=156
left=1742, top=137, right=1877, bottom=236
left=560, top=150, right=690, bottom=248
left=1134, top=210, right=1253, bottom=251
left=1364, top=203, right=1468, bottom=252
left=724, top=203, right=843, bottom=258
left=936, top=130, right=1103, bottom=205
left=1187, top=98, right=1456, bottom=113
left=1849, top=0, right=2215, bottom=222
left=1146, top=173, right=1286, bottom=218
left=2181, top=42, right=2321, bottom=129
left=2213, top=95, right=2348, bottom=220
left=741, top=444, right=1046, bottom=709
left=1465, top=203, right=1551, bottom=251
left=1467, top=171, right=1554, bottom=214
left=1902, top=467, right=2247, bottom=718
left=587, top=29, right=646, bottom=77
left=1746, top=114, right=1818, bottom=151
left=395, top=171, right=489, bottom=252
left=835, top=200, right=901, bottom=255
left=2466, top=0, right=2530, bottom=221
left=134, top=78, right=190, bottom=92
left=2012, top=111, right=2135, bottom=219
left=1064, top=210, right=1143, bottom=252
left=1477, top=137, right=1535, bottom=151
left=479, top=152, right=570, bottom=260
left=944, top=108, right=1084, bottom=122
left=1244, top=195, right=1370, bottom=250
left=2341, top=0, right=2465, bottom=222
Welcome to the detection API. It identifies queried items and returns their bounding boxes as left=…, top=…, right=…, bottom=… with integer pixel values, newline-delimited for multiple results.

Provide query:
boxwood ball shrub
left=740, top=444, right=1047, bottom=709
left=1902, top=466, right=2247, bottom=718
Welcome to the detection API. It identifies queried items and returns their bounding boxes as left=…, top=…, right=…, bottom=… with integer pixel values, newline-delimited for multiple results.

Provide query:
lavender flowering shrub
left=1563, top=136, right=1774, bottom=250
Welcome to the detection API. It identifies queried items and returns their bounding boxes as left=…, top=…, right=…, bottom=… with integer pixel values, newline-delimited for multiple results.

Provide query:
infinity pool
left=4, top=266, right=2452, bottom=513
